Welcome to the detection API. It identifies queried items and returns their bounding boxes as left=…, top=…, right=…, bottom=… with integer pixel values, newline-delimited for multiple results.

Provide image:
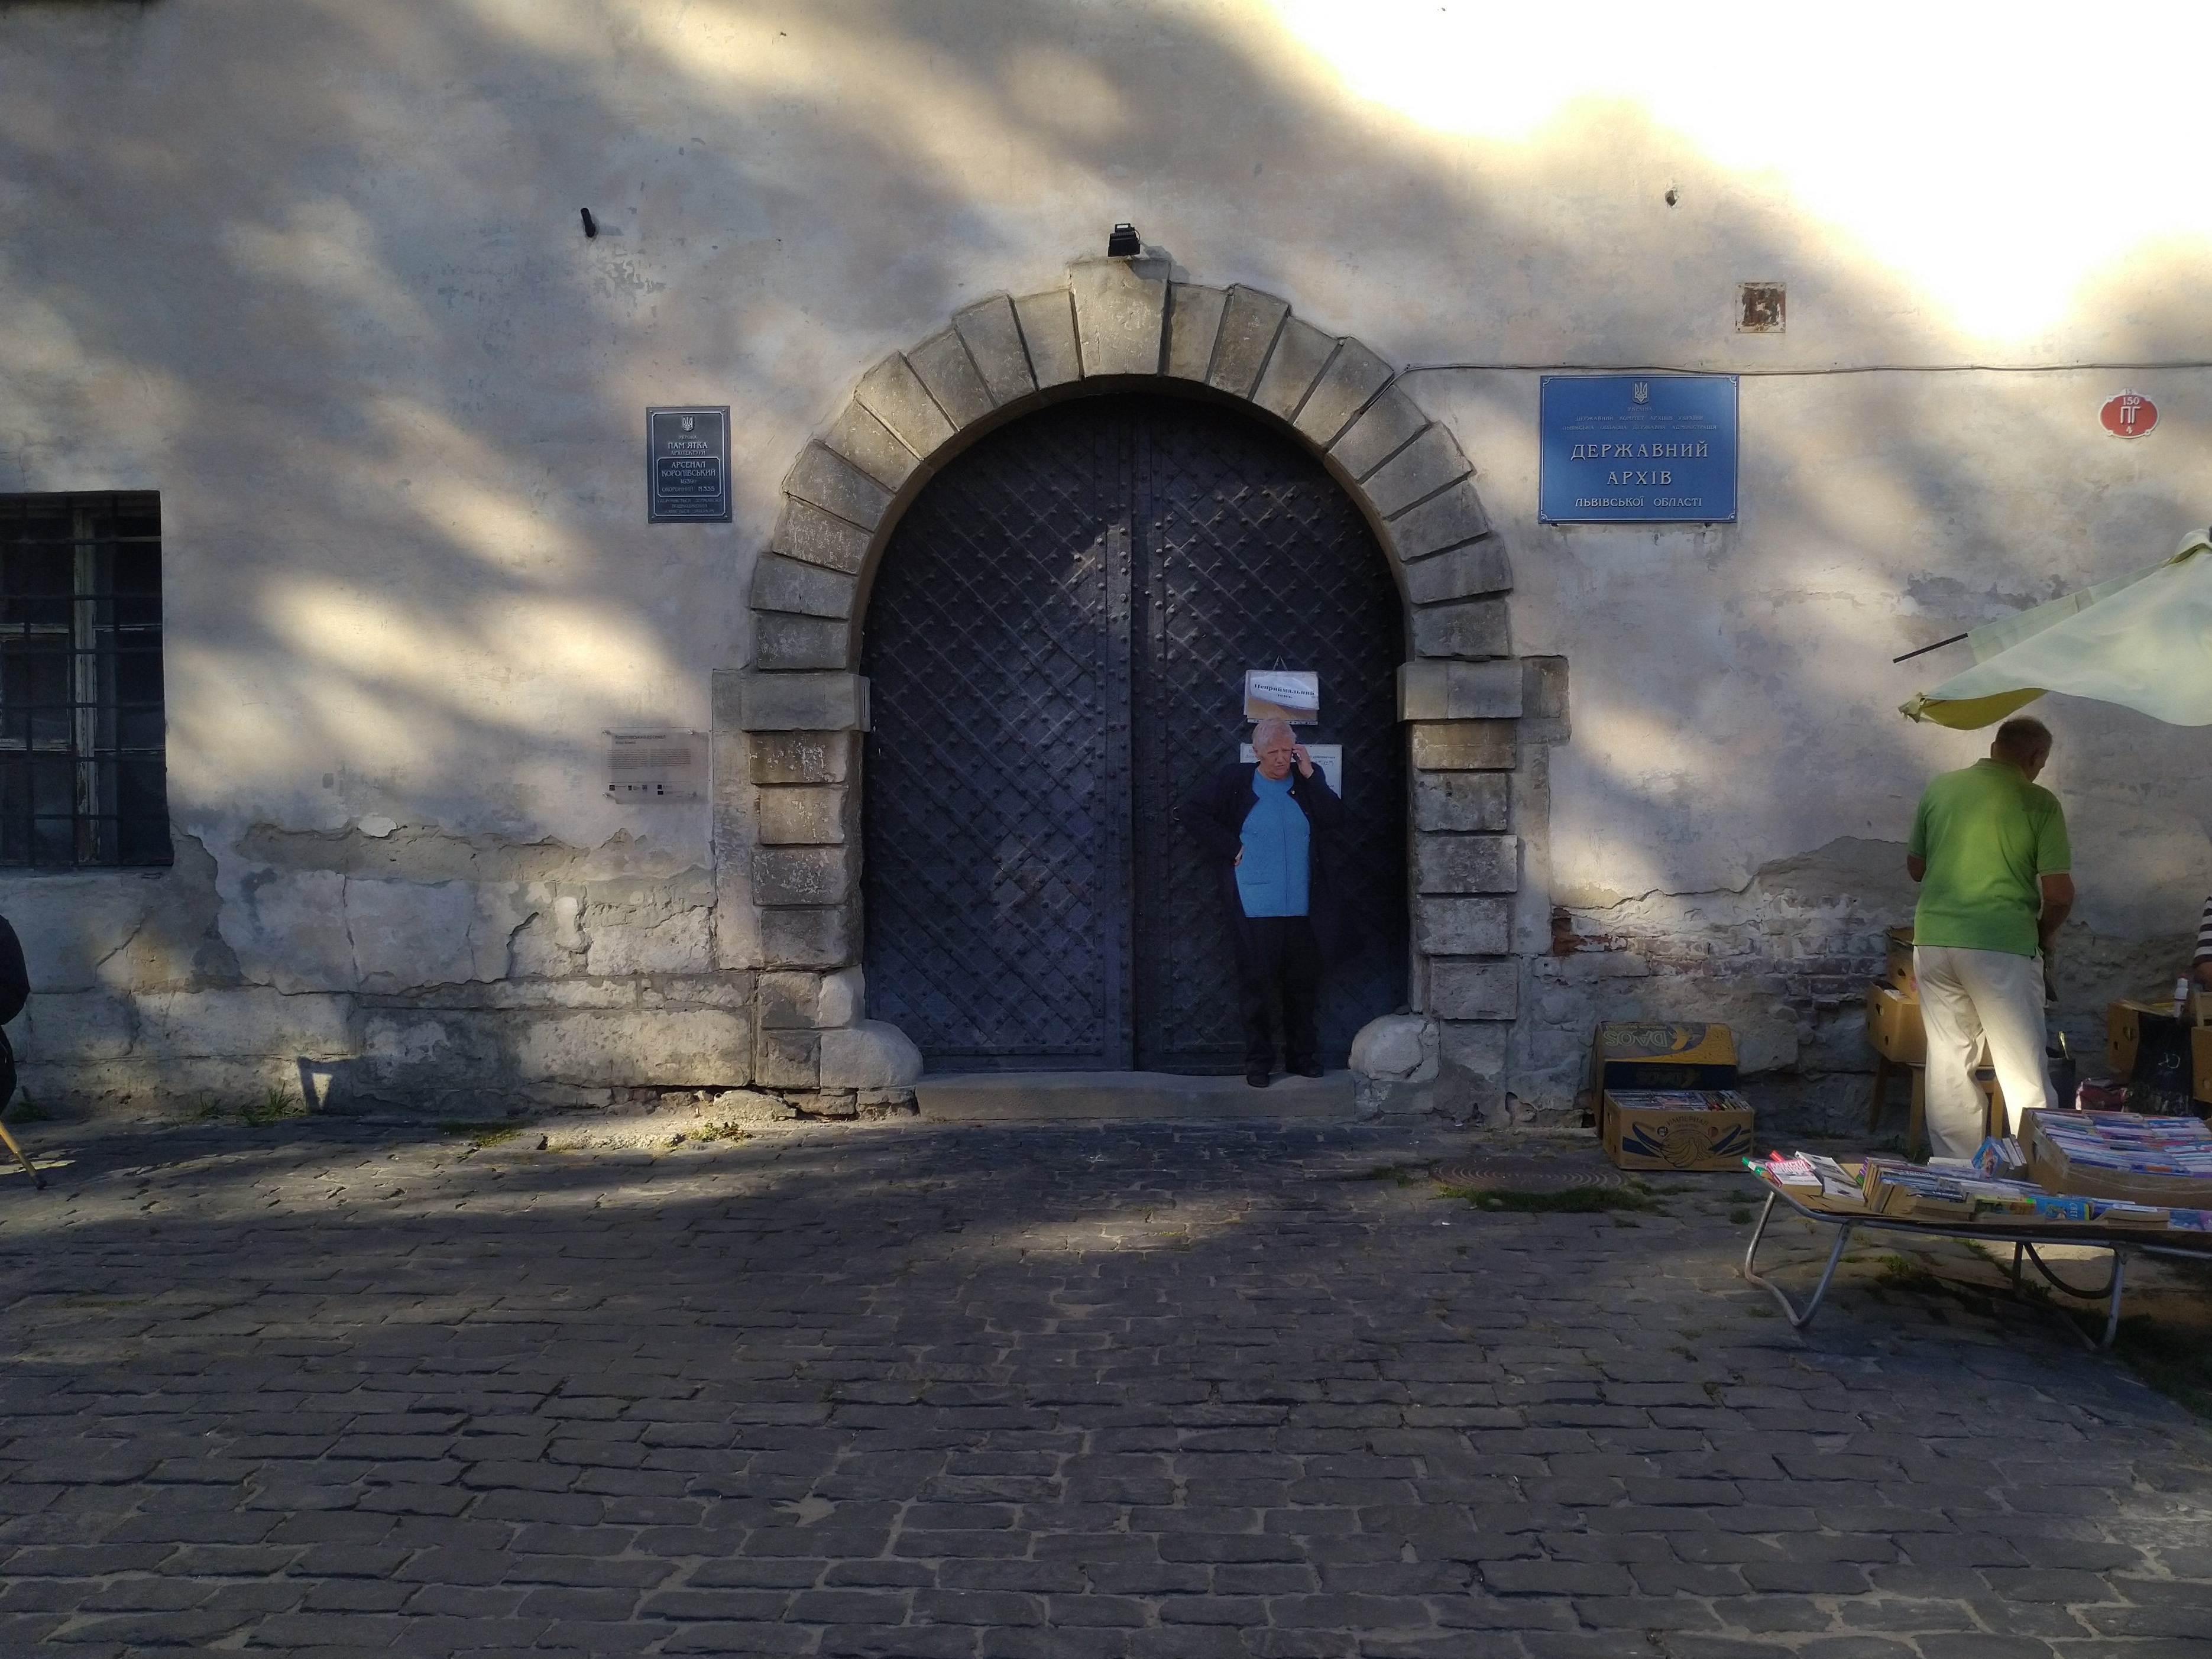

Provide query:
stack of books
left=1757, top=1152, right=1862, bottom=1204
left=1973, top=1136, right=2029, bottom=1179
left=1853, top=1156, right=2048, bottom=1221
left=1608, top=1089, right=1751, bottom=1112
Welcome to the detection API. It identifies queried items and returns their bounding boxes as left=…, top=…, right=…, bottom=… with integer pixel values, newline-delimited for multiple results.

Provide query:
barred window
left=0, top=493, right=169, bottom=867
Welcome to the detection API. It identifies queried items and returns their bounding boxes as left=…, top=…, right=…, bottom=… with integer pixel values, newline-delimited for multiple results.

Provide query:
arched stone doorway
left=720, top=254, right=1550, bottom=1110
left=860, top=391, right=1408, bottom=1072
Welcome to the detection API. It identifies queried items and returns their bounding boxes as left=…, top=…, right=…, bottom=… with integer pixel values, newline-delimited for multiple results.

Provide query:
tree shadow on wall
left=4, top=0, right=2212, bottom=1060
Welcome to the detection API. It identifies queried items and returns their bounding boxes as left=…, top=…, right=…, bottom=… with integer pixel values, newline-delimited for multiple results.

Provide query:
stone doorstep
left=914, top=1068, right=1355, bottom=1123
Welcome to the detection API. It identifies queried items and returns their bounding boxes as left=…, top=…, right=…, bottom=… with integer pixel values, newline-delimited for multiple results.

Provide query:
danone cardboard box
left=1602, top=1089, right=1755, bottom=1171
left=1864, top=981, right=1925, bottom=1064
left=1590, top=1022, right=1738, bottom=1093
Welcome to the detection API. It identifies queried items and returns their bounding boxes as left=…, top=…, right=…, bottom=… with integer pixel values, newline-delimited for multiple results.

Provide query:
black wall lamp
left=580, top=208, right=599, bottom=239
left=1106, top=222, right=1140, bottom=257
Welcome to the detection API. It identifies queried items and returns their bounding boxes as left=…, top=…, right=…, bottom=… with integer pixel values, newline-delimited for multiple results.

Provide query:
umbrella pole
left=1893, top=633, right=1968, bottom=665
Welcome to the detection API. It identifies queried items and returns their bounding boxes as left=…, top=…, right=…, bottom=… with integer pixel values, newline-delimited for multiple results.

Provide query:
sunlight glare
left=1268, top=0, right=2212, bottom=339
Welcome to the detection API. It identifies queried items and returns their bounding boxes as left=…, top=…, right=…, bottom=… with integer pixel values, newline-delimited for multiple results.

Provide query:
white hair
left=1251, top=718, right=1296, bottom=749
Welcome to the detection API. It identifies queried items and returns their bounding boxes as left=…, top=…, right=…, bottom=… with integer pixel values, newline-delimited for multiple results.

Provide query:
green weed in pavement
left=440, top=1121, right=523, bottom=1150
left=242, top=1087, right=303, bottom=1127
left=2111, top=1315, right=2212, bottom=1420
left=1876, top=1253, right=1945, bottom=1295
left=1355, top=1164, right=1424, bottom=1187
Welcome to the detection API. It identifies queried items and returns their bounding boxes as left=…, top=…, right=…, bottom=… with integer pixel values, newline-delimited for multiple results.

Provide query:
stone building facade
left=724, top=255, right=1558, bottom=1117
left=5, top=1, right=2211, bottom=1126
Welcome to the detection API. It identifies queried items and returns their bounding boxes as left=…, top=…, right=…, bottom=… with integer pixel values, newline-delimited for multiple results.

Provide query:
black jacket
left=1176, top=761, right=1359, bottom=965
left=0, top=915, right=26, bottom=1109
left=0, top=916, right=27, bottom=1028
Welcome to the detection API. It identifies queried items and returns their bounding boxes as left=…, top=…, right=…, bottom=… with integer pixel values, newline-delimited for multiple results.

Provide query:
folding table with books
left=1741, top=1109, right=2212, bottom=1349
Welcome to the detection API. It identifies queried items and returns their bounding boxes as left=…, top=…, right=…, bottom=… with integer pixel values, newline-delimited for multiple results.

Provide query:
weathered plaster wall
left=3, top=822, right=754, bottom=1114
left=1443, top=368, right=2212, bottom=1115
left=3, top=0, right=2209, bottom=1117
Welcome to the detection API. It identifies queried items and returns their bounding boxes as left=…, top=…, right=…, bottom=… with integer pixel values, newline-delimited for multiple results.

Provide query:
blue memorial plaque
left=1539, top=375, right=1737, bottom=523
left=647, top=406, right=731, bottom=523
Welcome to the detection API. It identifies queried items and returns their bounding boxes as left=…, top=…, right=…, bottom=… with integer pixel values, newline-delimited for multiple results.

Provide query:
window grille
left=0, top=493, right=169, bottom=867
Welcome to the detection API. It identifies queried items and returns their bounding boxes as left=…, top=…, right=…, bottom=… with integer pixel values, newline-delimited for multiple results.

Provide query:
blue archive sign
left=647, top=406, right=732, bottom=523
left=1539, top=374, right=1738, bottom=523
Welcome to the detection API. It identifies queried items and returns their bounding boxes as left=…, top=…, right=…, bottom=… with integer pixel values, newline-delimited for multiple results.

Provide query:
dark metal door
left=860, top=409, right=1135, bottom=1068
left=863, top=394, right=1406, bottom=1072
left=1130, top=406, right=1408, bottom=1071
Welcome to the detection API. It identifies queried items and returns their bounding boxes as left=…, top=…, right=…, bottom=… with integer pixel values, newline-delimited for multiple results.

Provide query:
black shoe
left=1290, top=1061, right=1323, bottom=1079
left=1245, top=1068, right=1271, bottom=1088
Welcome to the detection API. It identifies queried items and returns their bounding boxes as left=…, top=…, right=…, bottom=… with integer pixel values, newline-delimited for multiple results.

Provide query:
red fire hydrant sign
left=2101, top=391, right=2158, bottom=438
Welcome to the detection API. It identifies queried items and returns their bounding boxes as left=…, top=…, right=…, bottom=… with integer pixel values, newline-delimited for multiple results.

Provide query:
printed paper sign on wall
left=607, top=732, right=705, bottom=799
left=1539, top=375, right=1738, bottom=523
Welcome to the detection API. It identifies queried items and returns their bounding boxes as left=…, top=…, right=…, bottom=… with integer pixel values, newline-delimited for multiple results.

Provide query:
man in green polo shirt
left=1906, top=716, right=2074, bottom=1158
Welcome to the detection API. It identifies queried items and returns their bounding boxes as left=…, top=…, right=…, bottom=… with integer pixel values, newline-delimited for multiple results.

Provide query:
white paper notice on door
left=1240, top=743, right=1341, bottom=796
left=1243, top=669, right=1319, bottom=723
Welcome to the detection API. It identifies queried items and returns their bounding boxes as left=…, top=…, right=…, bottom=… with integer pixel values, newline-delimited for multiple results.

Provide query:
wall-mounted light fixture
left=581, top=208, right=599, bottom=239
left=1107, top=222, right=1141, bottom=257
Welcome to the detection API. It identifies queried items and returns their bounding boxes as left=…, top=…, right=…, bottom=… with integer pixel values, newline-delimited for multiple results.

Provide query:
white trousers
left=1913, top=944, right=2055, bottom=1159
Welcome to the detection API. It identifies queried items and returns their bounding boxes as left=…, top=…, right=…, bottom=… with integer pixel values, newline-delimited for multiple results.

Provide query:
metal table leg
left=2008, top=1239, right=2129, bottom=1351
left=2021, top=1242, right=2119, bottom=1300
left=1741, top=1190, right=1855, bottom=1330
left=0, top=1117, right=45, bottom=1190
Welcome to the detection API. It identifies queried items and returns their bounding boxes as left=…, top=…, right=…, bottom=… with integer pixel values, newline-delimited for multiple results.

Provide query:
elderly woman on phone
left=1176, top=718, right=1356, bottom=1087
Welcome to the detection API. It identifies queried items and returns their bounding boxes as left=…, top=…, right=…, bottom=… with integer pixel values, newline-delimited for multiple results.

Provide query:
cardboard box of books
left=1590, top=1022, right=1738, bottom=1093
left=1602, top=1088, right=1754, bottom=1171
left=1863, top=981, right=1925, bottom=1064
left=2024, top=1107, right=2212, bottom=1207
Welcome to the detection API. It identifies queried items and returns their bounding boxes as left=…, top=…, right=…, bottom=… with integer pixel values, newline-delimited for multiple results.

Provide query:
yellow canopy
left=1902, top=528, right=2212, bottom=730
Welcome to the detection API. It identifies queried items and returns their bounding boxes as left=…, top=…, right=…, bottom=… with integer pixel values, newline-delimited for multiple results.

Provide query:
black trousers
left=1237, top=916, right=1320, bottom=1071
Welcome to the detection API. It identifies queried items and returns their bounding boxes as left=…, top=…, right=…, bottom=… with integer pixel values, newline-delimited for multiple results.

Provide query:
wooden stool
left=1867, top=1058, right=2003, bottom=1162
left=1867, top=1056, right=1927, bottom=1158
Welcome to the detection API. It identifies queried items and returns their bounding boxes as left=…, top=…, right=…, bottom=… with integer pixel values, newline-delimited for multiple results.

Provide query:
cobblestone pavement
left=1, top=1113, right=2209, bottom=1658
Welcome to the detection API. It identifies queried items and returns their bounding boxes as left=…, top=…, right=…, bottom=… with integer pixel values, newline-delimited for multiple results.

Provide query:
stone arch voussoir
left=728, top=254, right=1553, bottom=1111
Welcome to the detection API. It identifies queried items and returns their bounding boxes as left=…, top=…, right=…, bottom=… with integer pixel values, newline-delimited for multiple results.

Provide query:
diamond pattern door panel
left=862, top=405, right=1133, bottom=1067
left=863, top=394, right=1407, bottom=1073
left=1132, top=400, right=1408, bottom=1071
